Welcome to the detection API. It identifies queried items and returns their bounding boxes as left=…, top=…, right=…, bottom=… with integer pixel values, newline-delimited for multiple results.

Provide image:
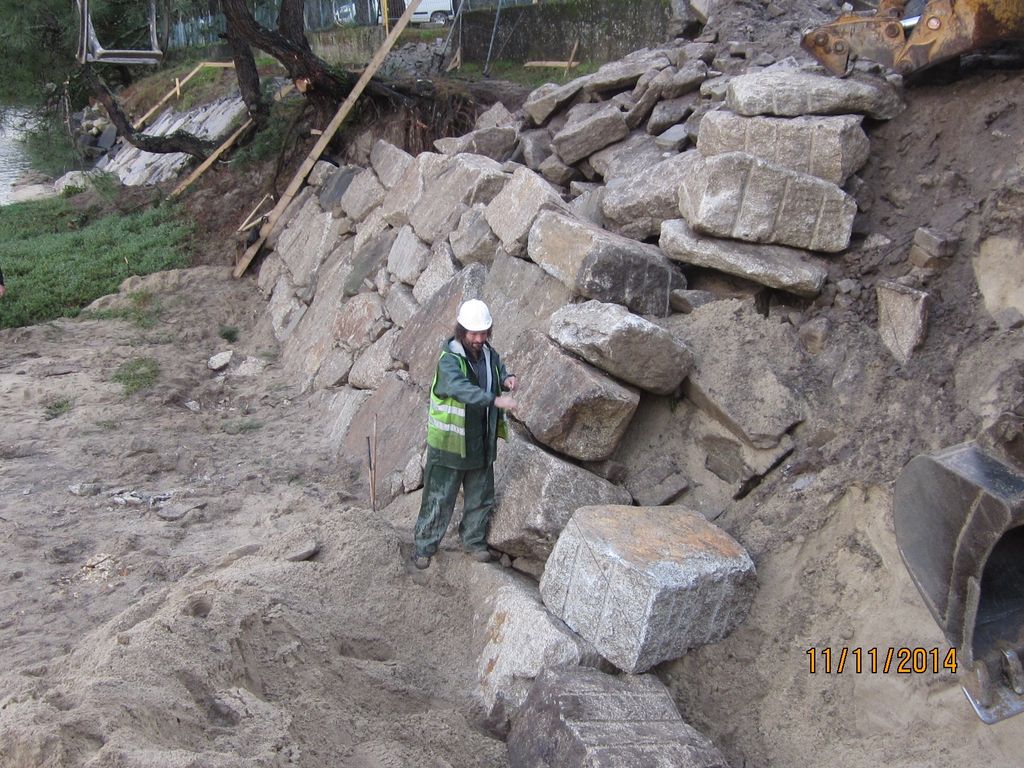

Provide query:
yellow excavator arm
left=802, top=0, right=1024, bottom=77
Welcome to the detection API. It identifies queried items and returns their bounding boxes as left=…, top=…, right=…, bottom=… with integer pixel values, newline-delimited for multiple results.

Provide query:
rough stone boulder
left=725, top=70, right=904, bottom=120
left=484, top=167, right=566, bottom=258
left=450, top=204, right=501, bottom=266
left=490, top=432, right=632, bottom=559
left=387, top=225, right=431, bottom=286
left=551, top=103, right=630, bottom=166
left=585, top=54, right=671, bottom=94
left=876, top=280, right=930, bottom=364
left=539, top=505, right=757, bottom=673
left=696, top=110, right=870, bottom=185
left=370, top=140, right=413, bottom=189
left=548, top=300, right=694, bottom=395
left=391, top=263, right=488, bottom=388
left=523, top=77, right=592, bottom=126
left=528, top=211, right=675, bottom=316
left=409, top=153, right=508, bottom=245
left=588, top=131, right=666, bottom=183
left=678, top=151, right=857, bottom=253
left=674, top=299, right=806, bottom=449
left=482, top=251, right=573, bottom=355
left=474, top=578, right=605, bottom=735
left=338, top=167, right=386, bottom=222
left=380, top=151, right=450, bottom=228
left=661, top=218, right=828, bottom=298
left=510, top=330, right=640, bottom=462
left=601, top=151, right=701, bottom=241
left=507, top=666, right=728, bottom=768
left=274, top=195, right=349, bottom=289
left=435, top=127, right=519, bottom=162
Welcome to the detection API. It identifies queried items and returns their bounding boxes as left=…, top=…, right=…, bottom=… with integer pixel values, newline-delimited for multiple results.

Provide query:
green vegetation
left=84, top=291, right=164, bottom=329
left=232, top=98, right=304, bottom=166
left=222, top=419, right=263, bottom=434
left=0, top=198, right=190, bottom=329
left=112, top=357, right=160, bottom=396
left=219, top=325, right=239, bottom=342
left=42, top=395, right=74, bottom=420
left=20, top=114, right=82, bottom=178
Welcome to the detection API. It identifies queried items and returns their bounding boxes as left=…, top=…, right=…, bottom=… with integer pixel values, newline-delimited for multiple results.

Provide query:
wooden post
left=564, top=38, right=579, bottom=80
left=233, top=0, right=424, bottom=279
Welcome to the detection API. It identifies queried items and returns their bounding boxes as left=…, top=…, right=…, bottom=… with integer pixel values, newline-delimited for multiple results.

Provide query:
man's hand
left=502, top=374, right=517, bottom=392
left=495, top=395, right=518, bottom=414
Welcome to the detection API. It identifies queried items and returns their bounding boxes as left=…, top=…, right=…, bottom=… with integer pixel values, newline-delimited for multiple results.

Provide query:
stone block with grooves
left=507, top=666, right=729, bottom=768
left=510, top=330, right=639, bottom=462
left=548, top=300, right=693, bottom=395
left=876, top=280, right=930, bottom=364
left=725, top=70, right=903, bottom=120
left=528, top=211, right=675, bottom=316
left=660, top=218, right=827, bottom=298
left=697, top=111, right=869, bottom=185
left=678, top=151, right=856, bottom=253
left=551, top=103, right=630, bottom=165
left=484, top=168, right=566, bottom=258
left=491, top=434, right=632, bottom=559
left=539, top=505, right=757, bottom=673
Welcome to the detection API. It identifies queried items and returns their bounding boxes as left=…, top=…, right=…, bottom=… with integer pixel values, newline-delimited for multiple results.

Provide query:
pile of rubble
left=242, top=32, right=931, bottom=762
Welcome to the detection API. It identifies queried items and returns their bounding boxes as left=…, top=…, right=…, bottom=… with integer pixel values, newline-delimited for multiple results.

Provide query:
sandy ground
left=2, top=18, right=1024, bottom=768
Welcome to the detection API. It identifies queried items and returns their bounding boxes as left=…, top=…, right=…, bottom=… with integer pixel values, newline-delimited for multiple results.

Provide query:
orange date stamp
left=806, top=646, right=958, bottom=674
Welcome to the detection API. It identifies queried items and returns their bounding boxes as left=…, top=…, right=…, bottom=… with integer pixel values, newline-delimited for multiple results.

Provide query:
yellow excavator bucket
left=802, top=0, right=1024, bottom=77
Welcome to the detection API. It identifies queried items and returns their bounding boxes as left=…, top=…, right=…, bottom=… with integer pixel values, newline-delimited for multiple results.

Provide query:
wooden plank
left=236, top=193, right=272, bottom=232
left=134, top=62, right=235, bottom=130
left=168, top=118, right=252, bottom=199
left=524, top=60, right=579, bottom=68
left=564, top=38, right=579, bottom=79
left=169, top=81, right=295, bottom=199
left=233, top=0, right=424, bottom=279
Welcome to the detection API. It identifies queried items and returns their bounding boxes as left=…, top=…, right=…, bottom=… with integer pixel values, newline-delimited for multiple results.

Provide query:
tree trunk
left=225, top=26, right=268, bottom=128
left=81, top=65, right=217, bottom=160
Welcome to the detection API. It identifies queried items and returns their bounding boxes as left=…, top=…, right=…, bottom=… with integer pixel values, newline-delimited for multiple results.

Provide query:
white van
left=409, top=0, right=454, bottom=25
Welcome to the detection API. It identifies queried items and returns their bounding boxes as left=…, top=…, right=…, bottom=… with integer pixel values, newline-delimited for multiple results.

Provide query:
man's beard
left=466, top=340, right=484, bottom=358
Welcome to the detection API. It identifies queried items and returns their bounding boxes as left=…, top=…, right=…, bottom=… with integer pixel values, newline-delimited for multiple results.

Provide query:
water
left=0, top=109, right=37, bottom=205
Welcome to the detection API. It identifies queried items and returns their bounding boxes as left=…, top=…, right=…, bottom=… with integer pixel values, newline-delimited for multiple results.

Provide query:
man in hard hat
left=411, top=299, right=518, bottom=570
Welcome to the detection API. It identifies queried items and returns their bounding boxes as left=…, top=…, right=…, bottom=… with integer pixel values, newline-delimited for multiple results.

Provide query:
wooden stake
left=446, top=45, right=462, bottom=72
left=564, top=38, right=579, bottom=79
left=233, top=0, right=424, bottom=279
left=236, top=193, right=272, bottom=232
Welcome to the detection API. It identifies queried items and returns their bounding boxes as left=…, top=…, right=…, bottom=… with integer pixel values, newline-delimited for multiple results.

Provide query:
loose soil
left=2, top=22, right=1024, bottom=768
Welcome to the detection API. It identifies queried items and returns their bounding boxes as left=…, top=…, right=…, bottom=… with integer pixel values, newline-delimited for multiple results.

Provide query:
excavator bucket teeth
left=803, top=0, right=1024, bottom=76
left=894, top=442, right=1024, bottom=723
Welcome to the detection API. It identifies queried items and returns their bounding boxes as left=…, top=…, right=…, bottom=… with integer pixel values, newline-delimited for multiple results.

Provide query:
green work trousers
left=414, top=462, right=495, bottom=557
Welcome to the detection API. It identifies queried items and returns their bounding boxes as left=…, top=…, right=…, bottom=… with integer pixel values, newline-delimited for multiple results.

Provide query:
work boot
left=467, top=548, right=493, bottom=563
left=411, top=552, right=431, bottom=570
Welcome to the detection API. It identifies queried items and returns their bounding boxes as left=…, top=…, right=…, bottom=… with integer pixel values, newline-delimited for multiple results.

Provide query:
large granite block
left=450, top=204, right=501, bottom=266
left=380, top=152, right=450, bottom=227
left=338, top=167, right=385, bottom=222
left=491, top=433, right=631, bottom=559
left=409, top=153, right=508, bottom=245
left=601, top=151, right=701, bottom=241
left=548, top=300, right=693, bottom=395
left=387, top=225, right=431, bottom=285
left=540, top=505, right=756, bottom=673
left=697, top=110, right=869, bottom=185
left=510, top=330, right=639, bottom=462
left=507, top=666, right=728, bottom=768
left=475, top=579, right=605, bottom=735
left=484, top=167, right=566, bottom=258
left=679, top=151, right=856, bottom=253
left=482, top=250, right=573, bottom=354
left=274, top=195, right=348, bottom=289
left=523, top=77, right=593, bottom=126
left=435, top=126, right=519, bottom=162
left=551, top=103, right=630, bottom=165
left=725, top=70, right=903, bottom=120
left=528, top=211, right=675, bottom=316
left=660, top=218, right=828, bottom=298
left=369, top=139, right=413, bottom=189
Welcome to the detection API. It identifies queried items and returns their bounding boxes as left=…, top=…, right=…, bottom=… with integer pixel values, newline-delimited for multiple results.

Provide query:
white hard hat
left=457, top=299, right=492, bottom=331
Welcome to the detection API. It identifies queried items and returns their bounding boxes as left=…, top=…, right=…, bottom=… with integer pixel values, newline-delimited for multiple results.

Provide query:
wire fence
left=166, top=0, right=536, bottom=50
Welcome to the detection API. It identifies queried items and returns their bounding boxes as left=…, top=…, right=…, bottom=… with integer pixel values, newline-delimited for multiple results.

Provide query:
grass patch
left=112, top=357, right=160, bottom=396
left=219, top=325, right=239, bottom=342
left=222, top=419, right=263, bottom=435
left=42, top=396, right=74, bottom=420
left=84, top=291, right=163, bottom=329
left=0, top=198, right=190, bottom=329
